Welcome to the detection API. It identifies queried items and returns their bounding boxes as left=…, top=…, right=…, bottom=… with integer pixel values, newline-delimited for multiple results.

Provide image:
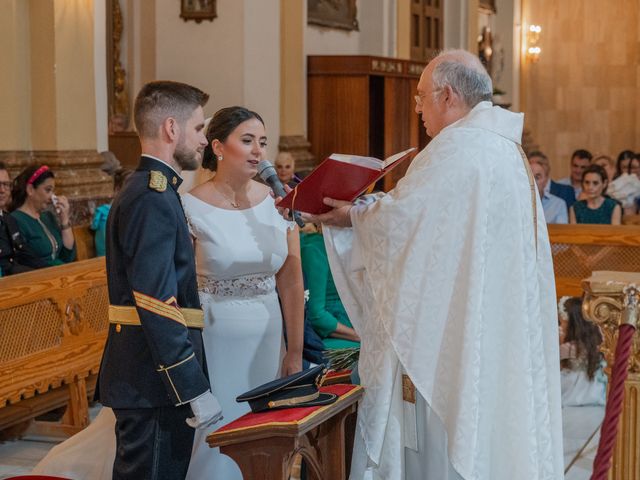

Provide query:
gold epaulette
left=149, top=170, right=167, bottom=192
left=109, top=305, right=204, bottom=329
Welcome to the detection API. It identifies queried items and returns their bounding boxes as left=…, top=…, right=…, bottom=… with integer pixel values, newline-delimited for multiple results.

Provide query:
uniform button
left=172, top=177, right=177, bottom=185
left=115, top=324, right=122, bottom=333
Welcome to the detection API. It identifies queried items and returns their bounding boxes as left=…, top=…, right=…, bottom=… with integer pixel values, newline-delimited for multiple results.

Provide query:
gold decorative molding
left=582, top=271, right=640, bottom=480
left=110, top=0, right=130, bottom=131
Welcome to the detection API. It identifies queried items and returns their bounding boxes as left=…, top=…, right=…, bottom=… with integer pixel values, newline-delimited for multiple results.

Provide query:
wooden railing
left=548, top=224, right=640, bottom=298
left=0, top=257, right=108, bottom=436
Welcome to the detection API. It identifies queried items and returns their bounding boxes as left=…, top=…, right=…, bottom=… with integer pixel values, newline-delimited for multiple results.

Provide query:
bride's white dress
left=32, top=193, right=291, bottom=480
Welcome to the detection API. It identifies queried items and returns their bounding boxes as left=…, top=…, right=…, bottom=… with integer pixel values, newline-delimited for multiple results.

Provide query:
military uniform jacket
left=97, top=156, right=210, bottom=408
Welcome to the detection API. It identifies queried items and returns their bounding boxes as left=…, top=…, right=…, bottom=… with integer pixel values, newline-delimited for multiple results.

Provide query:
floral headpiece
left=558, top=296, right=571, bottom=320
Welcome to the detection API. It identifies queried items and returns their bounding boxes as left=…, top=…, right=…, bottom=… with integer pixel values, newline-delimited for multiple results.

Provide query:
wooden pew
left=72, top=224, right=97, bottom=261
left=548, top=224, right=640, bottom=298
left=0, top=257, right=108, bottom=437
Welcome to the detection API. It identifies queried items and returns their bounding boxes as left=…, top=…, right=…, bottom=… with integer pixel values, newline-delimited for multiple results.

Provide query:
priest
left=302, top=49, right=564, bottom=479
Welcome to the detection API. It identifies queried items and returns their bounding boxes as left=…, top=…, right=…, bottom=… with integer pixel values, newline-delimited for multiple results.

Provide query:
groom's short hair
left=133, top=81, right=209, bottom=139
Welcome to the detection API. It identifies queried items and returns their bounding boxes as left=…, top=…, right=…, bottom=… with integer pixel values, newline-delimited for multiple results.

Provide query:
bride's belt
left=198, top=273, right=276, bottom=297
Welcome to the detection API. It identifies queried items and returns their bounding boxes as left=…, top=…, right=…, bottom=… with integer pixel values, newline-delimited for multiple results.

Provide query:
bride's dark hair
left=202, top=106, right=265, bottom=171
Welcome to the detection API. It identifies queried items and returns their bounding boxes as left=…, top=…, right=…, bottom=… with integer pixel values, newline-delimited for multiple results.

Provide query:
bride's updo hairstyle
left=202, top=106, right=265, bottom=171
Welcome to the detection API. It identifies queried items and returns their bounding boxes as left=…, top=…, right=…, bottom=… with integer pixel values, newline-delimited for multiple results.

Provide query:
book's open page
left=329, top=153, right=382, bottom=170
left=382, top=147, right=417, bottom=168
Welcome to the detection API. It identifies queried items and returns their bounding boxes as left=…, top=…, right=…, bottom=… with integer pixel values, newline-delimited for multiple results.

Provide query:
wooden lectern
left=583, top=271, right=640, bottom=479
left=207, top=384, right=362, bottom=480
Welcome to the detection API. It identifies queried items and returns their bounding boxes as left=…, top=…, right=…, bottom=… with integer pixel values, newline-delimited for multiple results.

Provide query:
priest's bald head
left=415, top=49, right=493, bottom=138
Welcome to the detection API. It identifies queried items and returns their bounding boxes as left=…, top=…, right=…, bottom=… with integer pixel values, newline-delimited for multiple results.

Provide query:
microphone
left=257, top=160, right=305, bottom=228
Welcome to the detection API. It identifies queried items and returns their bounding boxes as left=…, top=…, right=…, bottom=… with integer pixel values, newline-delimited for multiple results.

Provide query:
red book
left=278, top=147, right=416, bottom=214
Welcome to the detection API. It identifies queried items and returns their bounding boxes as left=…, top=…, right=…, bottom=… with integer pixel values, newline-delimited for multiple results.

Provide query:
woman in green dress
left=300, top=224, right=360, bottom=349
left=9, top=165, right=76, bottom=267
left=570, top=164, right=622, bottom=225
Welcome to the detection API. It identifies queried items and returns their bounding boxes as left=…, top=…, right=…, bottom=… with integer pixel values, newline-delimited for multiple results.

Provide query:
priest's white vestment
left=324, top=101, right=564, bottom=480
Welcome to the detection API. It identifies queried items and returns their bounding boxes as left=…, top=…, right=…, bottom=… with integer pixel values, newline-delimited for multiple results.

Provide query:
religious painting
left=180, top=0, right=217, bottom=23
left=479, top=0, right=497, bottom=14
left=308, top=0, right=359, bottom=31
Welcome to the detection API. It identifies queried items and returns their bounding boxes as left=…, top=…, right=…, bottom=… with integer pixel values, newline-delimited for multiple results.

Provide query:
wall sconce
left=526, top=24, right=542, bottom=62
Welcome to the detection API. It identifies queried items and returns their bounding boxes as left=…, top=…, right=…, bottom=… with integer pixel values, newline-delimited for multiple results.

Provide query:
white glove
left=186, top=391, right=223, bottom=429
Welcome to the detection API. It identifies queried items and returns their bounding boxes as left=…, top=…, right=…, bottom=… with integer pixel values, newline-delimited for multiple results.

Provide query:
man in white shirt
left=530, top=154, right=569, bottom=224
left=299, top=50, right=564, bottom=480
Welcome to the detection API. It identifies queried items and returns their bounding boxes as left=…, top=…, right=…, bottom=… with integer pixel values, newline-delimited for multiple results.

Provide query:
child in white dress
left=558, top=296, right=607, bottom=407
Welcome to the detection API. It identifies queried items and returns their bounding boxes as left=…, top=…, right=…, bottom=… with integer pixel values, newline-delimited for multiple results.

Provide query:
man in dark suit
left=529, top=151, right=576, bottom=209
left=0, top=162, right=47, bottom=275
left=97, top=81, right=221, bottom=479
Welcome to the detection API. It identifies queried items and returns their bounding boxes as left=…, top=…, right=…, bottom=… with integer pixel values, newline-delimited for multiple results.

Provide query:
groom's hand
left=186, top=391, right=223, bottom=429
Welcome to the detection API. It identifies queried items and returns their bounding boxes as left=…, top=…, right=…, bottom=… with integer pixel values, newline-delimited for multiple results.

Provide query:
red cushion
left=4, top=476, right=72, bottom=480
left=215, top=384, right=359, bottom=434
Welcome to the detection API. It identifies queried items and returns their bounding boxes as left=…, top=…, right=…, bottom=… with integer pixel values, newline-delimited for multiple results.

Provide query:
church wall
left=305, top=0, right=395, bottom=57
left=0, top=0, right=32, bottom=150
left=52, top=0, right=98, bottom=150
left=521, top=0, right=639, bottom=178
left=154, top=0, right=280, bottom=161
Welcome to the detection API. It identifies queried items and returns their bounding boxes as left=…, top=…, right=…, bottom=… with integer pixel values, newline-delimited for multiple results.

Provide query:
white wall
left=154, top=0, right=280, bottom=161
left=305, top=0, right=395, bottom=56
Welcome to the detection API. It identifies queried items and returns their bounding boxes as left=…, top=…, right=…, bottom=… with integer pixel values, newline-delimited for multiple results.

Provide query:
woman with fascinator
left=10, top=165, right=76, bottom=267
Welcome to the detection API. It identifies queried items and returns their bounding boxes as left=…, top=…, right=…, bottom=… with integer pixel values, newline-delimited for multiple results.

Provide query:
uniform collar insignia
left=149, top=170, right=167, bottom=192
left=139, top=156, right=183, bottom=191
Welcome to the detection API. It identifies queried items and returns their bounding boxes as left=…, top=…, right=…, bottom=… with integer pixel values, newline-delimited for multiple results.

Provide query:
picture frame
left=479, top=0, right=497, bottom=14
left=180, top=0, right=217, bottom=23
left=308, top=0, right=359, bottom=31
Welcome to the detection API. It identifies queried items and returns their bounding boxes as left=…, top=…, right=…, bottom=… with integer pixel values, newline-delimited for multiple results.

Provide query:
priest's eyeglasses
left=414, top=94, right=426, bottom=107
left=0, top=181, right=11, bottom=189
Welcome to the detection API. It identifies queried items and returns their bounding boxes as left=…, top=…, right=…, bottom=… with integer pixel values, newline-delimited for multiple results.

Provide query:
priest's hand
left=186, top=390, right=223, bottom=429
left=300, top=198, right=353, bottom=227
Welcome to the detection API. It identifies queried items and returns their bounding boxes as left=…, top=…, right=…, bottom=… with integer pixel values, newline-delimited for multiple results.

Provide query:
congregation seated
left=274, top=151, right=302, bottom=188
left=556, top=148, right=592, bottom=199
left=300, top=223, right=360, bottom=349
left=614, top=149, right=636, bottom=180
left=529, top=150, right=575, bottom=209
left=569, top=164, right=621, bottom=225
left=8, top=165, right=76, bottom=269
left=0, top=162, right=49, bottom=275
left=529, top=152, right=568, bottom=223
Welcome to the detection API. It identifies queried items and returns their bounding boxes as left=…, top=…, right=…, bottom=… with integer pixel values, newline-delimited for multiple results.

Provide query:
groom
left=97, top=81, right=222, bottom=479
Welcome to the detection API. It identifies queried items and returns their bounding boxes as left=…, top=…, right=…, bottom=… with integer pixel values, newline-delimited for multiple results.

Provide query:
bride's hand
left=281, top=351, right=302, bottom=377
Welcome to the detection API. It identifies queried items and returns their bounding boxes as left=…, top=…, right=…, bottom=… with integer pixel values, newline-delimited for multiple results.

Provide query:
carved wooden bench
left=207, top=384, right=362, bottom=480
left=0, top=257, right=108, bottom=437
left=548, top=224, right=640, bottom=298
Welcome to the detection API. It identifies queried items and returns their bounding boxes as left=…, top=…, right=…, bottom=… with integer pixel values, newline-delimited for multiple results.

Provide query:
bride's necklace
left=211, top=182, right=241, bottom=209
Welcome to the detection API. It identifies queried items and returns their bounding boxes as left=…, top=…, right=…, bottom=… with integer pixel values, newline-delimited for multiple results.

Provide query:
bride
left=32, top=106, right=304, bottom=479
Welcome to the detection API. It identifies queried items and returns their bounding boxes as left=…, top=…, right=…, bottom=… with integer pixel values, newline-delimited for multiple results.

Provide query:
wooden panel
left=73, top=224, right=96, bottom=261
left=383, top=77, right=418, bottom=190
left=108, top=132, right=141, bottom=170
left=522, top=0, right=639, bottom=178
left=308, top=75, right=369, bottom=164
left=307, top=56, right=427, bottom=189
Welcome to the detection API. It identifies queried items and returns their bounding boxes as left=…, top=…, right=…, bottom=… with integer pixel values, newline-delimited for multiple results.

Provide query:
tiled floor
left=0, top=404, right=606, bottom=479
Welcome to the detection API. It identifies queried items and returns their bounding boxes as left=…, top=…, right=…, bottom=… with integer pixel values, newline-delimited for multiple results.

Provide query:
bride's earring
left=218, top=155, right=223, bottom=162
